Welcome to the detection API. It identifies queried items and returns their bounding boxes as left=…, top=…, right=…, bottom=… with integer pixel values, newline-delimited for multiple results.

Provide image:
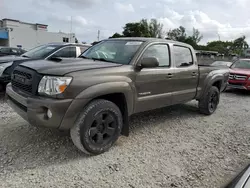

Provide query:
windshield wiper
left=80, top=55, right=91, bottom=59
left=21, top=55, right=30, bottom=58
left=91, top=58, right=117, bottom=63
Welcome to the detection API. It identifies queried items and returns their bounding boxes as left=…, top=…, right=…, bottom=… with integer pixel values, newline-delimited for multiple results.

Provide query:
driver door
left=134, top=43, right=175, bottom=113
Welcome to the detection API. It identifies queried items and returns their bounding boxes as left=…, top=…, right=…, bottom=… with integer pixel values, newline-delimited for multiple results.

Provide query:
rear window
left=173, top=46, right=193, bottom=67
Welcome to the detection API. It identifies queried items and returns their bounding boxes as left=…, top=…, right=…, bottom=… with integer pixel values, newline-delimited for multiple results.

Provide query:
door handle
left=166, top=73, right=173, bottom=78
left=191, top=72, right=197, bottom=76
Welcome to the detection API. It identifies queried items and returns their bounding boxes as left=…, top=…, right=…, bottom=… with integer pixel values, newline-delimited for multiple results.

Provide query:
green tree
left=231, top=35, right=249, bottom=55
left=148, top=19, right=164, bottom=38
left=110, top=19, right=163, bottom=38
left=109, top=32, right=123, bottom=38
left=202, top=40, right=234, bottom=55
left=167, top=26, right=186, bottom=42
left=191, top=28, right=203, bottom=44
left=166, top=26, right=203, bottom=48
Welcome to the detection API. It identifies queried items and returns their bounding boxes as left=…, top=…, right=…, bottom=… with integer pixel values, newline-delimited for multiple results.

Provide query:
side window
left=63, top=37, right=69, bottom=43
left=11, top=48, right=18, bottom=54
left=173, top=46, right=193, bottom=67
left=53, top=47, right=77, bottom=58
left=0, top=48, right=10, bottom=53
left=142, top=44, right=170, bottom=67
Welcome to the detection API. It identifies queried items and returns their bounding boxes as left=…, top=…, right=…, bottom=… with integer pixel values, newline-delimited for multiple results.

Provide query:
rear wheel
left=70, top=99, right=123, bottom=155
left=199, top=86, right=220, bottom=115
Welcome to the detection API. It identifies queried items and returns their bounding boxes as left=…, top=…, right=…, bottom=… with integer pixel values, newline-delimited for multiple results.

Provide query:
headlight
left=248, top=77, right=250, bottom=80
left=38, top=76, right=72, bottom=95
left=0, top=62, right=13, bottom=76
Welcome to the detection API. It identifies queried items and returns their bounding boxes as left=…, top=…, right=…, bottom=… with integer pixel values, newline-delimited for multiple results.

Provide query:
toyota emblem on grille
left=233, top=75, right=237, bottom=79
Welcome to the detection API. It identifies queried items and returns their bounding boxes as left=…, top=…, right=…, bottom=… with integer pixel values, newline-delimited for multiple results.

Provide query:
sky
left=1, top=0, right=250, bottom=44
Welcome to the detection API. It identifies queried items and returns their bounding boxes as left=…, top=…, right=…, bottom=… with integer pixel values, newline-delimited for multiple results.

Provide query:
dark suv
left=0, top=47, right=26, bottom=57
left=0, top=43, right=91, bottom=91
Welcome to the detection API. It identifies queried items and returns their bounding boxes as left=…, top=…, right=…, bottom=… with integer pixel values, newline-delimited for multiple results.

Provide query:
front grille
left=229, top=82, right=245, bottom=86
left=229, top=73, right=247, bottom=80
left=12, top=80, right=32, bottom=93
left=13, top=70, right=32, bottom=79
left=11, top=66, right=42, bottom=95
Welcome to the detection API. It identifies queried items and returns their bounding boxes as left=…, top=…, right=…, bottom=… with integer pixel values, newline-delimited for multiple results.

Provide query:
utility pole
left=218, top=33, right=221, bottom=41
left=97, top=30, right=100, bottom=41
left=70, top=16, right=73, bottom=43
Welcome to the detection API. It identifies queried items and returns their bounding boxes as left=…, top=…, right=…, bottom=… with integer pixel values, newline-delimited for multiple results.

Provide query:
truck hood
left=230, top=68, right=250, bottom=75
left=19, top=58, right=123, bottom=75
left=0, top=55, right=28, bottom=63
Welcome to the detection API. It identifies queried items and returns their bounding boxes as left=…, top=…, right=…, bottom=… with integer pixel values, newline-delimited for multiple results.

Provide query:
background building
left=0, top=18, right=75, bottom=50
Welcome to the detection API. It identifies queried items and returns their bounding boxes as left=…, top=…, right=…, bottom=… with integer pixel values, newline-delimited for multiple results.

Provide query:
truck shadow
left=0, top=102, right=200, bottom=174
left=130, top=102, right=199, bottom=131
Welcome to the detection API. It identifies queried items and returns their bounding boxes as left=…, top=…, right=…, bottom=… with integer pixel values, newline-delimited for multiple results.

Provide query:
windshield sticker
left=125, top=41, right=143, bottom=45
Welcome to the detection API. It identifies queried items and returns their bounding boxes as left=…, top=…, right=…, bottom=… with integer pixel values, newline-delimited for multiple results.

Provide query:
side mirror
left=139, top=57, right=159, bottom=69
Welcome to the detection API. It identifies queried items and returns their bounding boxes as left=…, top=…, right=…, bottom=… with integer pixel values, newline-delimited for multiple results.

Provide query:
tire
left=70, top=99, right=123, bottom=155
left=0, top=83, right=5, bottom=92
left=199, top=86, right=220, bottom=115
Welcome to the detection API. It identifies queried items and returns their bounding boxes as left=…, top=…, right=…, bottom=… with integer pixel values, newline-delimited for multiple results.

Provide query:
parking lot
left=0, top=90, right=250, bottom=188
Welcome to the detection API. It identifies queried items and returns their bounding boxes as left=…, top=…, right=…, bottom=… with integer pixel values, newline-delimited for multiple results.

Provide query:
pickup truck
left=6, top=38, right=229, bottom=155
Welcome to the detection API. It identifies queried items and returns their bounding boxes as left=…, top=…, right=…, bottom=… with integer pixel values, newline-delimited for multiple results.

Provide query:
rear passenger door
left=134, top=43, right=175, bottom=113
left=171, top=45, right=199, bottom=104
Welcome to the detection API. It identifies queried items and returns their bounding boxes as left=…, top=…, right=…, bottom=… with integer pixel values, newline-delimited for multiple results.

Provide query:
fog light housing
left=47, top=109, right=52, bottom=119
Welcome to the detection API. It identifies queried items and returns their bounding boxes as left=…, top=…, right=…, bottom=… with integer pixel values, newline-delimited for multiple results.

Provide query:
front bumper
left=6, top=85, right=73, bottom=129
left=0, top=74, right=11, bottom=84
left=227, top=80, right=250, bottom=90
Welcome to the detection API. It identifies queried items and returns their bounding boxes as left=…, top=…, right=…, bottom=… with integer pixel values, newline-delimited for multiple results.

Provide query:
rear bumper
left=6, top=85, right=73, bottom=129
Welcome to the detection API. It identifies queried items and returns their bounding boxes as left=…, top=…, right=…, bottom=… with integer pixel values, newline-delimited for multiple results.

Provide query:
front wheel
left=0, top=83, right=6, bottom=92
left=70, top=99, right=123, bottom=155
left=199, top=86, right=220, bottom=115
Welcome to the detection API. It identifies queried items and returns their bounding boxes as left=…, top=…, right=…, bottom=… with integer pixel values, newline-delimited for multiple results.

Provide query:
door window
left=0, top=48, right=10, bottom=53
left=142, top=44, right=170, bottom=67
left=173, top=46, right=193, bottom=67
left=53, top=47, right=76, bottom=58
left=10, top=48, right=18, bottom=54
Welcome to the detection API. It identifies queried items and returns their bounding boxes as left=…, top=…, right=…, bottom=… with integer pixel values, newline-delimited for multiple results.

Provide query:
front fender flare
left=76, top=82, right=134, bottom=116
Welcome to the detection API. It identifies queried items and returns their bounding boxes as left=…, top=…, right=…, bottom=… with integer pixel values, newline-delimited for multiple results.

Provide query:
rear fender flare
left=199, top=74, right=224, bottom=99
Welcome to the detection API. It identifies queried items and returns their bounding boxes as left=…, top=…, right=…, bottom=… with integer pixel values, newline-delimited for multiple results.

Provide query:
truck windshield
left=21, top=44, right=59, bottom=59
left=81, top=40, right=143, bottom=64
left=231, top=60, right=250, bottom=69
